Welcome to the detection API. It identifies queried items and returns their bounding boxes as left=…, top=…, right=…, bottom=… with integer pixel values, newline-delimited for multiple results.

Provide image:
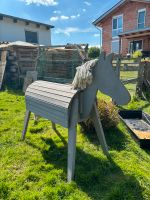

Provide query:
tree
left=88, top=47, right=100, bottom=59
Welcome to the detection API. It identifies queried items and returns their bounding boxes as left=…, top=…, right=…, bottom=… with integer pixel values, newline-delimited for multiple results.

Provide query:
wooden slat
left=32, top=81, right=77, bottom=93
left=27, top=104, right=68, bottom=127
left=26, top=89, right=72, bottom=103
left=29, top=84, right=76, bottom=98
left=27, top=99, right=68, bottom=119
left=26, top=97, right=68, bottom=113
left=26, top=93, right=69, bottom=108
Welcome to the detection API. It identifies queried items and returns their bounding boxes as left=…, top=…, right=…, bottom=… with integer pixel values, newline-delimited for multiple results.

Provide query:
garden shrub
left=80, top=99, right=119, bottom=134
left=132, top=50, right=142, bottom=59
left=88, top=47, right=100, bottom=59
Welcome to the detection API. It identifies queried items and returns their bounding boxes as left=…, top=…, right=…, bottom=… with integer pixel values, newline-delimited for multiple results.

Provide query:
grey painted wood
left=22, top=110, right=31, bottom=140
left=22, top=52, right=131, bottom=182
left=67, top=97, right=78, bottom=182
left=80, top=52, right=131, bottom=120
left=90, top=103, right=109, bottom=157
left=25, top=81, right=78, bottom=128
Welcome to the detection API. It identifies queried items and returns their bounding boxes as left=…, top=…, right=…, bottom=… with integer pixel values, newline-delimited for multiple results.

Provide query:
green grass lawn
left=0, top=85, right=150, bottom=199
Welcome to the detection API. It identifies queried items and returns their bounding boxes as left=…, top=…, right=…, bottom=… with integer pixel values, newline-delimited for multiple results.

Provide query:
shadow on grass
left=26, top=133, right=144, bottom=200
left=41, top=137, right=144, bottom=200
left=79, top=125, right=128, bottom=151
left=5, top=88, right=24, bottom=96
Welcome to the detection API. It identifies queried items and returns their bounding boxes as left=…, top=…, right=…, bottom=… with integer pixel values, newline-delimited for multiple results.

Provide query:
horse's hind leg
left=91, top=103, right=109, bottom=157
left=22, top=110, right=31, bottom=140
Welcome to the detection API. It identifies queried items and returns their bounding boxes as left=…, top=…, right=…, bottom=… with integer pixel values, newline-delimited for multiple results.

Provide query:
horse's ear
left=106, top=53, right=114, bottom=63
left=99, top=51, right=106, bottom=60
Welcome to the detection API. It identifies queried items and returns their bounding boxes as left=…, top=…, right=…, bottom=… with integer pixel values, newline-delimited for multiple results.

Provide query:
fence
left=113, top=58, right=140, bottom=96
left=113, top=57, right=150, bottom=98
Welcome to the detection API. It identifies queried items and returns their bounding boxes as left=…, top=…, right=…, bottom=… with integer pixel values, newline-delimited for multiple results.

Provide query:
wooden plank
left=32, top=81, right=77, bottom=93
left=0, top=50, right=7, bottom=90
left=33, top=80, right=74, bottom=88
left=29, top=84, right=76, bottom=97
left=27, top=100, right=68, bottom=119
left=26, top=89, right=72, bottom=103
left=27, top=104, right=68, bottom=127
left=27, top=97, right=68, bottom=113
left=26, top=93, right=69, bottom=108
left=122, top=78, right=138, bottom=85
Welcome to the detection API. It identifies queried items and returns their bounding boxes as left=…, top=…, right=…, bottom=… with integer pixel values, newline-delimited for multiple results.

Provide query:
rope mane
left=72, top=59, right=98, bottom=90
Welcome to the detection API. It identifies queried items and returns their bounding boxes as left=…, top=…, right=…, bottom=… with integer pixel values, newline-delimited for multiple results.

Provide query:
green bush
left=132, top=50, right=142, bottom=59
left=80, top=99, right=119, bottom=134
left=88, top=47, right=100, bottom=59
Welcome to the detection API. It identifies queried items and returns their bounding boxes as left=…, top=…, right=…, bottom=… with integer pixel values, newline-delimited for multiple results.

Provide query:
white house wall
left=0, top=17, right=51, bottom=45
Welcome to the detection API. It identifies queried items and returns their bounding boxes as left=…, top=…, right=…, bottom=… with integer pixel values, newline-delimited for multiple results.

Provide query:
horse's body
left=22, top=52, right=131, bottom=182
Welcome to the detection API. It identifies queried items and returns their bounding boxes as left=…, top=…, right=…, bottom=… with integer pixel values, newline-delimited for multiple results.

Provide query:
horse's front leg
left=67, top=98, right=78, bottom=182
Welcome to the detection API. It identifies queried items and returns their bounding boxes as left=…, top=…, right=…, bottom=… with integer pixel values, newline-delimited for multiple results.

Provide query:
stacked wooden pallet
left=37, top=46, right=86, bottom=83
left=1, top=43, right=38, bottom=89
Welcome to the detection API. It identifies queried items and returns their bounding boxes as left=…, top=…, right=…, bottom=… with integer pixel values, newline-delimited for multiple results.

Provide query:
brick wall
left=97, top=1, right=150, bottom=55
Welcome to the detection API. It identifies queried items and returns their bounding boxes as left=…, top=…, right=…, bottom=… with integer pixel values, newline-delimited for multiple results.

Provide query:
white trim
left=112, top=14, right=123, bottom=38
left=138, top=8, right=146, bottom=12
left=137, top=8, right=146, bottom=29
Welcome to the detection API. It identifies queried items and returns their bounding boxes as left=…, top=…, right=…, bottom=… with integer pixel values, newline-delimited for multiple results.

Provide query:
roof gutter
left=92, top=0, right=127, bottom=26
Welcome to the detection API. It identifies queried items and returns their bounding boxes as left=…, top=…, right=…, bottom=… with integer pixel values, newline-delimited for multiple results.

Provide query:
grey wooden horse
left=22, top=52, right=130, bottom=182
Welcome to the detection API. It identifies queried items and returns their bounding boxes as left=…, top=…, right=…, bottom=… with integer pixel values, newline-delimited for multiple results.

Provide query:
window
left=111, top=40, right=119, bottom=53
left=25, top=31, right=38, bottom=44
left=129, top=40, right=143, bottom=53
left=138, top=9, right=146, bottom=29
left=112, top=15, right=123, bottom=37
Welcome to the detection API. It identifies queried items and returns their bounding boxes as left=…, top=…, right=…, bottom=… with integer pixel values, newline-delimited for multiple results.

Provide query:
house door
left=129, top=40, right=142, bottom=53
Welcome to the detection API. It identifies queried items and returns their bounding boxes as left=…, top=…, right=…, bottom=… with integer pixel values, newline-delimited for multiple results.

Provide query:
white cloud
left=70, top=14, right=80, bottom=19
left=55, top=27, right=94, bottom=36
left=21, top=0, right=58, bottom=6
left=82, top=8, right=86, bottom=12
left=60, top=15, right=69, bottom=20
left=70, top=15, right=76, bottom=19
left=84, top=1, right=91, bottom=6
left=94, top=33, right=99, bottom=37
left=50, top=13, right=80, bottom=22
left=50, top=16, right=59, bottom=21
left=53, top=10, right=61, bottom=14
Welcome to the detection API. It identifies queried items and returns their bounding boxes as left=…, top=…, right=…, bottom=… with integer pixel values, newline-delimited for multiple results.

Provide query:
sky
left=0, top=0, right=120, bottom=46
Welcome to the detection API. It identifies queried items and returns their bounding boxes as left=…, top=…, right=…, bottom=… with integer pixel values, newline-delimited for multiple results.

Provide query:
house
left=0, top=13, right=54, bottom=45
left=93, top=0, right=150, bottom=55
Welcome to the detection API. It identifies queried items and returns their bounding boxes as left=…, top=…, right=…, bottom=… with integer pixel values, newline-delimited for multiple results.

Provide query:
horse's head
left=94, top=52, right=131, bottom=105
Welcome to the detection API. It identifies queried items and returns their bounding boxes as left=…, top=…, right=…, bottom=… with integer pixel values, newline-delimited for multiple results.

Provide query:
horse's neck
left=79, top=80, right=97, bottom=120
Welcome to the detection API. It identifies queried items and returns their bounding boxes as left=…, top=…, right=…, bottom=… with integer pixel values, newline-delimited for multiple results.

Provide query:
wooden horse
left=22, top=52, right=131, bottom=182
